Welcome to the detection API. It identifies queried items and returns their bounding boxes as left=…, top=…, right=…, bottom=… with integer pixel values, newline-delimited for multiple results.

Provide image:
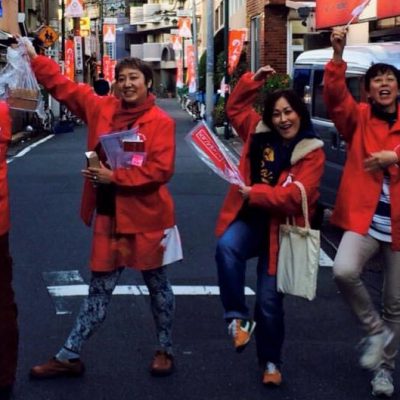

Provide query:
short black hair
left=365, top=63, right=400, bottom=91
left=262, top=89, right=312, bottom=132
left=115, top=57, right=153, bottom=87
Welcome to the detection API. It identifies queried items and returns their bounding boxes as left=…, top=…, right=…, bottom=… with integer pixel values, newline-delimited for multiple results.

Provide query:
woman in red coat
left=324, top=27, right=400, bottom=398
left=215, top=66, right=325, bottom=386
left=0, top=102, right=18, bottom=400
left=26, top=45, right=182, bottom=378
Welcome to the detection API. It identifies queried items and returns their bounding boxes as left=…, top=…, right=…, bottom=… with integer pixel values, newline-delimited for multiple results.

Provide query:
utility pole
left=99, top=0, right=104, bottom=74
left=223, top=0, right=232, bottom=139
left=205, top=0, right=214, bottom=127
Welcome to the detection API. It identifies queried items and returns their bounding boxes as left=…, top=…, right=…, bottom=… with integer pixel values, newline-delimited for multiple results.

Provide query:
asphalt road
left=6, top=99, right=391, bottom=400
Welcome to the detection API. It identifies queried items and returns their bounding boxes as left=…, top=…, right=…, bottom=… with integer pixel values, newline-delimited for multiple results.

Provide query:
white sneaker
left=359, top=327, right=394, bottom=370
left=371, top=368, right=394, bottom=397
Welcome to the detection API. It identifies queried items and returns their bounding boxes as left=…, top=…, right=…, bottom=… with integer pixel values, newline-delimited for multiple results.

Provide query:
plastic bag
left=0, top=37, right=41, bottom=112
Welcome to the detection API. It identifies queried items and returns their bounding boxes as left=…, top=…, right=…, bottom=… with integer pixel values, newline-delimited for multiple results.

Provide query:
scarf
left=249, top=125, right=318, bottom=186
left=111, top=93, right=156, bottom=131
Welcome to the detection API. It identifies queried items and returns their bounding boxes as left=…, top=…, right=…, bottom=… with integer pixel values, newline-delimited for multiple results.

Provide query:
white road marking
left=47, top=284, right=256, bottom=297
left=7, top=135, right=55, bottom=164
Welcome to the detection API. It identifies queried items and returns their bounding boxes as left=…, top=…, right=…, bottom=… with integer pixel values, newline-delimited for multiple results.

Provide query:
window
left=292, top=68, right=311, bottom=100
left=312, top=70, right=364, bottom=120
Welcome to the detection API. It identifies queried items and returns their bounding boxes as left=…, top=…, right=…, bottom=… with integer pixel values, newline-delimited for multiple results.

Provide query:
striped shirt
left=368, top=175, right=391, bottom=242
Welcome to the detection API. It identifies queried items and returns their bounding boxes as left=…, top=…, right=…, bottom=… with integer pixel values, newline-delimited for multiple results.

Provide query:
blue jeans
left=216, top=216, right=284, bottom=366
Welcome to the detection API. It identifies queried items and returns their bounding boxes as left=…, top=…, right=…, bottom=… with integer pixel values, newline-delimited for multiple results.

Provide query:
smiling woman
left=214, top=64, right=325, bottom=386
left=21, top=43, right=182, bottom=380
left=115, top=58, right=153, bottom=106
left=324, top=26, right=400, bottom=398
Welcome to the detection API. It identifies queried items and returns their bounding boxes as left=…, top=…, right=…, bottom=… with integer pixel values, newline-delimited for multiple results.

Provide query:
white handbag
left=277, top=181, right=320, bottom=301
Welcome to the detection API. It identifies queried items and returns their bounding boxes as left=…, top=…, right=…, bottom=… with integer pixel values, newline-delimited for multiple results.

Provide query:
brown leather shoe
left=29, top=357, right=85, bottom=379
left=149, top=350, right=174, bottom=377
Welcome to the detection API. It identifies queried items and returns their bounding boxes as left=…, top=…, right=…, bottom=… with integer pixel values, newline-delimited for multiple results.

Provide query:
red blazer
left=216, top=72, right=325, bottom=275
left=0, top=101, right=11, bottom=235
left=324, top=60, right=400, bottom=249
left=31, top=56, right=176, bottom=234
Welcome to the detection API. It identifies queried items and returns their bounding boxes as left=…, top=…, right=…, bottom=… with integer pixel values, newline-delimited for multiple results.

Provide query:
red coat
left=31, top=56, right=176, bottom=234
left=0, top=101, right=11, bottom=235
left=323, top=60, right=400, bottom=249
left=216, top=72, right=325, bottom=275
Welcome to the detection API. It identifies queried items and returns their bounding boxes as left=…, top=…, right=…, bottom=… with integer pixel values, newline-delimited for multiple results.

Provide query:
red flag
left=228, top=30, right=246, bottom=76
left=64, top=39, right=75, bottom=81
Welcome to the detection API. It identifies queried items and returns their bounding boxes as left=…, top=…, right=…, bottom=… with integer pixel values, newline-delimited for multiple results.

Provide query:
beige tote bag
left=277, top=181, right=320, bottom=301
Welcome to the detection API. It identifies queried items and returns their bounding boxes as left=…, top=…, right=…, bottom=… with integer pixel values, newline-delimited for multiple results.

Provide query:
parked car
left=292, top=42, right=400, bottom=208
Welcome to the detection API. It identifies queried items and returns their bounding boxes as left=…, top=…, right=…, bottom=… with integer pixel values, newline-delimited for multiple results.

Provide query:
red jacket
left=216, top=72, right=325, bottom=274
left=324, top=60, right=400, bottom=249
left=0, top=101, right=11, bottom=235
left=32, top=56, right=176, bottom=234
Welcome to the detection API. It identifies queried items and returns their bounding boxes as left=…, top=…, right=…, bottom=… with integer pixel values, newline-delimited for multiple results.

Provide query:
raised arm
left=227, top=65, right=275, bottom=141
left=25, top=40, right=97, bottom=124
left=323, top=27, right=359, bottom=142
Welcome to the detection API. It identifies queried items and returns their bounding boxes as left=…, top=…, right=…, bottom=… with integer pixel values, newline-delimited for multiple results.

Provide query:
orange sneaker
left=228, top=319, right=256, bottom=352
left=262, top=362, right=282, bottom=386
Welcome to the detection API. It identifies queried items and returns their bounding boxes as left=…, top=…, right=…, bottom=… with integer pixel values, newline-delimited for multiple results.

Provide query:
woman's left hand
left=81, top=161, right=113, bottom=184
left=239, top=185, right=252, bottom=200
left=364, top=150, right=398, bottom=172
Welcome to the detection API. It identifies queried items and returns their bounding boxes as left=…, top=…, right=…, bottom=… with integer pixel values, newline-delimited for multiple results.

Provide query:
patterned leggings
left=61, top=266, right=175, bottom=356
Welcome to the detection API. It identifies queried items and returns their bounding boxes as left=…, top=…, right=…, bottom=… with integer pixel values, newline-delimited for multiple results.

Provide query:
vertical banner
left=228, top=30, right=246, bottom=76
left=103, top=24, right=116, bottom=43
left=73, top=36, right=83, bottom=73
left=316, top=0, right=373, bottom=29
left=186, top=44, right=196, bottom=93
left=176, top=58, right=184, bottom=89
left=64, top=39, right=75, bottom=81
left=0, top=1, right=3, bottom=17
left=171, top=35, right=182, bottom=51
left=178, top=17, right=192, bottom=38
left=377, top=0, right=400, bottom=18
left=102, top=55, right=116, bottom=83
left=65, top=0, right=84, bottom=18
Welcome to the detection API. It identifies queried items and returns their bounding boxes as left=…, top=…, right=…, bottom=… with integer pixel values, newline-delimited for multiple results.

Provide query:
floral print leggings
left=62, top=266, right=175, bottom=355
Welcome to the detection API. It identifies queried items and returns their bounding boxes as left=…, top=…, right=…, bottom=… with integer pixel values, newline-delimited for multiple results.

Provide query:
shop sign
left=74, top=36, right=83, bottom=72
left=377, top=0, right=400, bottom=19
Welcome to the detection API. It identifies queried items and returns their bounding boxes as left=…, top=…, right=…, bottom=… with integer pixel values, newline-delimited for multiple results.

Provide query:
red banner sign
left=64, top=39, right=75, bottom=81
left=186, top=122, right=244, bottom=186
left=186, top=44, right=196, bottom=93
left=178, top=17, right=192, bottom=38
left=228, top=30, right=246, bottom=76
left=176, top=58, right=184, bottom=89
left=102, top=55, right=116, bottom=83
left=377, top=0, right=400, bottom=19
left=316, top=0, right=363, bottom=29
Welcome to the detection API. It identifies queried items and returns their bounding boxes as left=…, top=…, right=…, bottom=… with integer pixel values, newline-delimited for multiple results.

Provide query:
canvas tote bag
left=277, top=181, right=320, bottom=301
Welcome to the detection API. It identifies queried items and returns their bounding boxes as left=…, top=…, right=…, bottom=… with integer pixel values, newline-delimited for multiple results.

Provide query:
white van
left=293, top=42, right=400, bottom=208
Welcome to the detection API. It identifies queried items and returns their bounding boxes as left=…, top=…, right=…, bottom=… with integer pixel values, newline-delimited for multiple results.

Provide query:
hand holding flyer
left=99, top=127, right=146, bottom=170
left=185, top=122, right=244, bottom=186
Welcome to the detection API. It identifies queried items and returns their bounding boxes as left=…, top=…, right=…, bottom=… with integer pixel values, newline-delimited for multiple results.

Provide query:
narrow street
left=6, top=98, right=388, bottom=400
